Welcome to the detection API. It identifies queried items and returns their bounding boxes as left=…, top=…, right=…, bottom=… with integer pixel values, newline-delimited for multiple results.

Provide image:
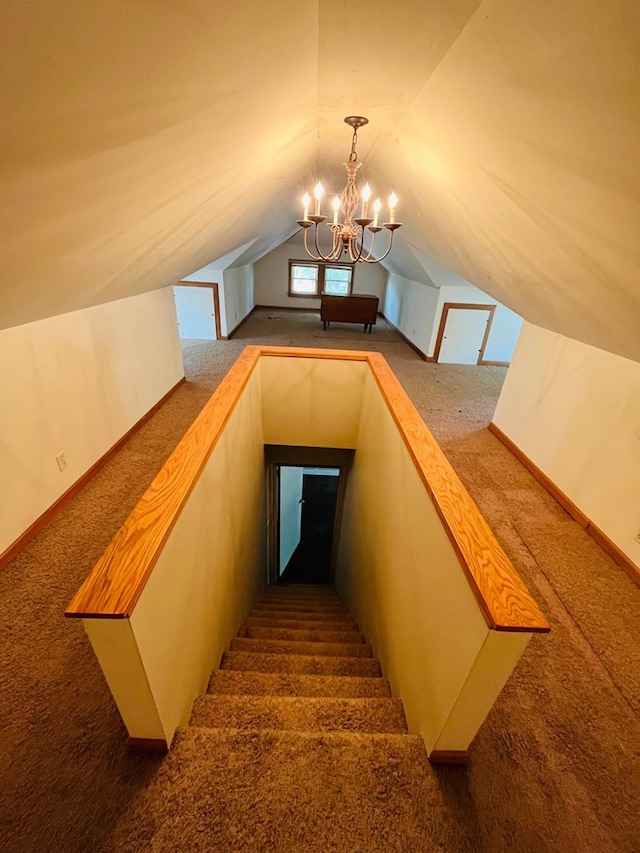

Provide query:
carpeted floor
left=0, top=308, right=639, bottom=851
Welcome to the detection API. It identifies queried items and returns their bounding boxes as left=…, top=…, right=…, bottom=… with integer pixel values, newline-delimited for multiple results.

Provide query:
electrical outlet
left=56, top=452, right=67, bottom=472
left=635, top=530, right=640, bottom=545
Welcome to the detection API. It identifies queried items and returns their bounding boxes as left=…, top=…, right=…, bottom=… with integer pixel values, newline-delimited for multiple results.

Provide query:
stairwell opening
left=265, top=445, right=354, bottom=587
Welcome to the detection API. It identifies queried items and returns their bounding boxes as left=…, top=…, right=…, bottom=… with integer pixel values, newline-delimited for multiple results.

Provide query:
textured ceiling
left=1, top=0, right=638, bottom=360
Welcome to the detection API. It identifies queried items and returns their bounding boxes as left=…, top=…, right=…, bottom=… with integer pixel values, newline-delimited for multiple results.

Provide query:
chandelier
left=297, top=116, right=402, bottom=264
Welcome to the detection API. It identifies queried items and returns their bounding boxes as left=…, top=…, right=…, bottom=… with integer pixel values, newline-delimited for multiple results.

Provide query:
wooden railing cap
left=66, top=345, right=549, bottom=633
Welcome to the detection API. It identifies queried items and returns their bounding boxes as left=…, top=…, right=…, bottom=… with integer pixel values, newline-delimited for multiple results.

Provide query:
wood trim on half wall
left=0, top=377, right=186, bottom=571
left=488, top=422, right=640, bottom=587
left=127, top=737, right=169, bottom=754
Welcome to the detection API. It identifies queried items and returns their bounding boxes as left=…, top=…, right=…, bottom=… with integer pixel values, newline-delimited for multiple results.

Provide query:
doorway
left=433, top=303, right=495, bottom=365
left=277, top=466, right=340, bottom=584
left=173, top=282, right=222, bottom=340
left=265, top=446, right=354, bottom=586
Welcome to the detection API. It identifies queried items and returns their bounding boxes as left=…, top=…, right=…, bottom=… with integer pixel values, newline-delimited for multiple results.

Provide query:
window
left=288, top=261, right=354, bottom=297
left=323, top=265, right=352, bottom=295
left=289, top=263, right=319, bottom=295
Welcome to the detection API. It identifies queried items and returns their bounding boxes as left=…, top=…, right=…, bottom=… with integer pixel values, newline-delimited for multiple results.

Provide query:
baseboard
left=488, top=421, right=640, bottom=587
left=488, top=423, right=589, bottom=527
left=127, top=737, right=169, bottom=754
left=479, top=359, right=510, bottom=367
left=227, top=306, right=257, bottom=339
left=429, top=750, right=469, bottom=765
left=0, top=377, right=186, bottom=571
left=584, top=520, right=640, bottom=586
left=255, top=304, right=321, bottom=313
left=379, top=313, right=435, bottom=361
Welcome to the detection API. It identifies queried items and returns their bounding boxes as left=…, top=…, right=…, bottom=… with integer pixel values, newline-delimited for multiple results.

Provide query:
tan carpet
left=0, top=308, right=638, bottom=851
left=108, top=586, right=470, bottom=852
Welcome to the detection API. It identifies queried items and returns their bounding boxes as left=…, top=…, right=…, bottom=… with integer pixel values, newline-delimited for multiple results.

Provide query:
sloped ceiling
left=1, top=0, right=638, bottom=360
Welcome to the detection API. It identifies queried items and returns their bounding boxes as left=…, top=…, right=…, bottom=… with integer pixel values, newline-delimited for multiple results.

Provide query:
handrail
left=66, top=345, right=549, bottom=633
left=65, top=346, right=262, bottom=618
left=365, top=352, right=549, bottom=632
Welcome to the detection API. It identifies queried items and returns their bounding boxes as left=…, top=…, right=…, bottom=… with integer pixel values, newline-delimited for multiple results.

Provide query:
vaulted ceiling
left=2, top=0, right=638, bottom=360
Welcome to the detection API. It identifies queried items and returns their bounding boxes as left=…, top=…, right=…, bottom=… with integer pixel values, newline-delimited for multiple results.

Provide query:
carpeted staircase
left=116, top=584, right=447, bottom=851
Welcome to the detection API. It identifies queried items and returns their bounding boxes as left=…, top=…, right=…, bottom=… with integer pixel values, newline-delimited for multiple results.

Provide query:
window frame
left=288, top=260, right=355, bottom=298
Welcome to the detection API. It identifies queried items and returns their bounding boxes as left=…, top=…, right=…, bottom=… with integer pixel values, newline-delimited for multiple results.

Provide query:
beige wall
left=493, top=323, right=640, bottom=568
left=254, top=239, right=387, bottom=310
left=224, top=264, right=255, bottom=335
left=382, top=272, right=522, bottom=361
left=260, top=356, right=368, bottom=447
left=336, top=370, right=531, bottom=753
left=0, top=288, right=184, bottom=554
left=382, top=272, right=440, bottom=355
left=84, top=367, right=267, bottom=742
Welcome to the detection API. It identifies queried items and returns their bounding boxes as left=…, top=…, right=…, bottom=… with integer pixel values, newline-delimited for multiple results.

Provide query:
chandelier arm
left=328, top=229, right=343, bottom=262
left=312, top=223, right=333, bottom=264
left=360, top=230, right=378, bottom=263
left=302, top=227, right=325, bottom=262
left=358, top=231, right=396, bottom=264
left=331, top=228, right=342, bottom=260
left=350, top=229, right=369, bottom=263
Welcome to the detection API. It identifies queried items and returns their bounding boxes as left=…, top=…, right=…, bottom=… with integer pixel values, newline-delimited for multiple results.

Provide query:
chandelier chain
left=348, top=128, right=359, bottom=162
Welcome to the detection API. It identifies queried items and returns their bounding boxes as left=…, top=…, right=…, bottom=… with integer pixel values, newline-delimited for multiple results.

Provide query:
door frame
left=264, top=446, right=354, bottom=585
left=176, top=280, right=222, bottom=340
left=433, top=302, right=496, bottom=365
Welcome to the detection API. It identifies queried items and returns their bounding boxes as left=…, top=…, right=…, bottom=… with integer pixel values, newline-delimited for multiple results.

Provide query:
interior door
left=173, top=285, right=216, bottom=340
left=437, top=306, right=493, bottom=364
left=278, top=466, right=304, bottom=575
left=265, top=447, right=354, bottom=585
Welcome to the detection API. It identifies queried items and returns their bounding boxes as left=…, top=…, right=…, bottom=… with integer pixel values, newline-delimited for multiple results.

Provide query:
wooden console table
left=320, top=293, right=379, bottom=333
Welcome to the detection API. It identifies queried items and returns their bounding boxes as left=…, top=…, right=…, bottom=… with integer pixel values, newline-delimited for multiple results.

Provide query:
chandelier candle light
left=297, top=116, right=402, bottom=264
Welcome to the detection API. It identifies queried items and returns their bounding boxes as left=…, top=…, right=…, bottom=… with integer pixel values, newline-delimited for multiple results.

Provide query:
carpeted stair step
left=229, top=637, right=372, bottom=658
left=190, top=695, right=408, bottom=734
left=248, top=608, right=355, bottom=623
left=221, top=651, right=381, bottom=678
left=206, top=670, right=392, bottom=698
left=244, top=615, right=358, bottom=632
left=251, top=601, right=350, bottom=614
left=257, top=587, right=342, bottom=597
left=238, top=626, right=364, bottom=644
left=260, top=584, right=336, bottom=589
left=258, top=589, right=341, bottom=601
left=115, top=727, right=437, bottom=852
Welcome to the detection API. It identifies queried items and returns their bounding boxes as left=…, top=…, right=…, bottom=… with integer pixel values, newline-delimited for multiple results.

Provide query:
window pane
left=324, top=266, right=352, bottom=295
left=291, top=265, right=319, bottom=294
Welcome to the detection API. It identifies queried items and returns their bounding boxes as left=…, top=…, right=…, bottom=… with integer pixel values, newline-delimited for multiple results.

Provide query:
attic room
left=1, top=1, right=639, bottom=851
